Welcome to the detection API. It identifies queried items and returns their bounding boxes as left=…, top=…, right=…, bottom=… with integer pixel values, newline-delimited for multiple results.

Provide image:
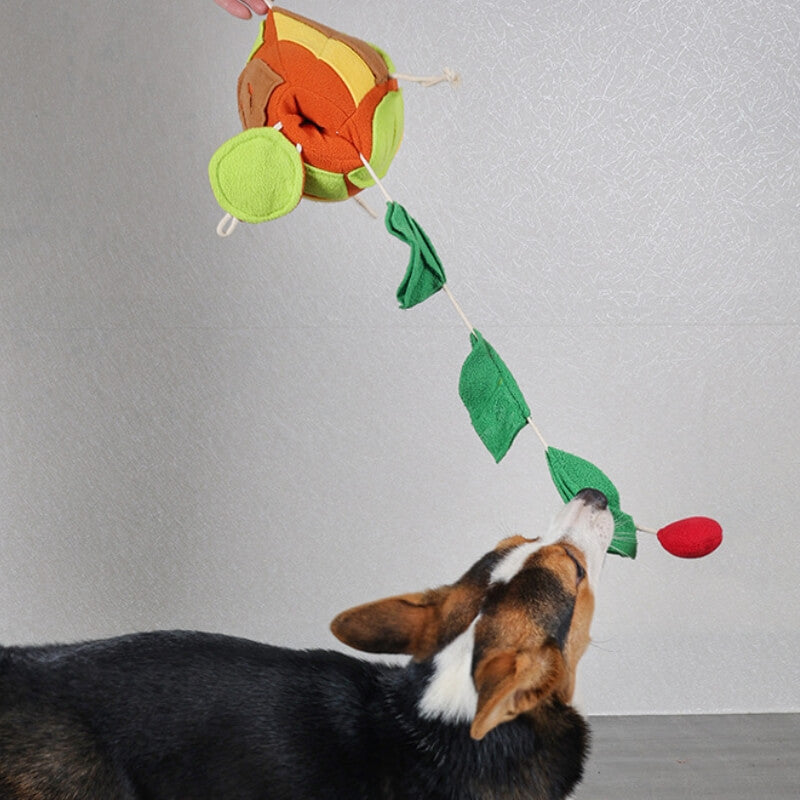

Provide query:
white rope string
left=442, top=284, right=475, bottom=336
left=359, top=154, right=551, bottom=457
left=353, top=195, right=379, bottom=219
left=636, top=525, right=659, bottom=536
left=358, top=154, right=393, bottom=203
left=391, top=68, right=461, bottom=88
left=357, top=152, right=557, bottom=483
left=358, top=154, right=478, bottom=342
left=216, top=213, right=240, bottom=237
left=526, top=417, right=548, bottom=450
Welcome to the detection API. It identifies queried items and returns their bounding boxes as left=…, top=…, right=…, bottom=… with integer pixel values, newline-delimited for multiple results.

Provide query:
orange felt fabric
left=241, top=9, right=396, bottom=176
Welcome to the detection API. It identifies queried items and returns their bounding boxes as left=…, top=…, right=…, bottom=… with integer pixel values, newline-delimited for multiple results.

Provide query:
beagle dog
left=0, top=488, right=612, bottom=799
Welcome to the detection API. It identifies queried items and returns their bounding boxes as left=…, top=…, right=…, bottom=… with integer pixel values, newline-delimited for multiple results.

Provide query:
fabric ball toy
left=209, top=6, right=404, bottom=228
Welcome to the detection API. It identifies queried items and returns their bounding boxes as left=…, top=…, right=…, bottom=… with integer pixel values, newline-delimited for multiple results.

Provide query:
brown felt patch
left=238, top=58, right=284, bottom=130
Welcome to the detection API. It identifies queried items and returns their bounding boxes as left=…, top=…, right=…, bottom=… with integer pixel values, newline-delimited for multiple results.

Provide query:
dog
left=0, top=488, right=613, bottom=799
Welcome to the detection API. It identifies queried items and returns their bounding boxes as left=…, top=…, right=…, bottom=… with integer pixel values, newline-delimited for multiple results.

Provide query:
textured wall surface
left=1, top=0, right=798, bottom=714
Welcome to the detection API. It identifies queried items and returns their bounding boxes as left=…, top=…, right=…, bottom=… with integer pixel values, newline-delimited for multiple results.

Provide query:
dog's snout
left=575, top=488, right=608, bottom=510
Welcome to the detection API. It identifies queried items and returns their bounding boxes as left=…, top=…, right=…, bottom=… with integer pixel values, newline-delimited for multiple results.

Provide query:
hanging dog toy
left=208, top=5, right=722, bottom=561
left=362, top=167, right=723, bottom=560
left=209, top=2, right=457, bottom=236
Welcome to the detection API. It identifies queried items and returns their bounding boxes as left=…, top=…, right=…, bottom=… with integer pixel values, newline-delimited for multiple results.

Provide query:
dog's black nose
left=576, top=488, right=609, bottom=510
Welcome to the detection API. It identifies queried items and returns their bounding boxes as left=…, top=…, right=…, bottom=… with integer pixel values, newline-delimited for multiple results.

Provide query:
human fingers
left=213, top=0, right=268, bottom=20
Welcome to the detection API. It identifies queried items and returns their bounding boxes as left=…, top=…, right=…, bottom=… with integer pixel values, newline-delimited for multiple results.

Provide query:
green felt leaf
left=608, top=510, right=637, bottom=559
left=208, top=127, right=304, bottom=223
left=384, top=202, right=447, bottom=309
left=545, top=447, right=638, bottom=558
left=459, top=330, right=531, bottom=463
left=546, top=448, right=621, bottom=507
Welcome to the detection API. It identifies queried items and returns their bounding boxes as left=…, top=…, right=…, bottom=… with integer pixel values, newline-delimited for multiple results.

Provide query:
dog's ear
left=331, top=592, right=443, bottom=656
left=470, top=642, right=567, bottom=740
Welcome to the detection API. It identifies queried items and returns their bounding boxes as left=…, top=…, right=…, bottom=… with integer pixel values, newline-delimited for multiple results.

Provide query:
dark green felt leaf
left=384, top=201, right=447, bottom=309
left=546, top=448, right=621, bottom=507
left=545, top=447, right=638, bottom=558
left=608, top=510, right=637, bottom=559
left=459, top=331, right=531, bottom=463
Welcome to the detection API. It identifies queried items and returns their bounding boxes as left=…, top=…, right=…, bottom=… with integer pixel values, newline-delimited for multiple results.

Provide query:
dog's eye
left=564, top=548, right=586, bottom=586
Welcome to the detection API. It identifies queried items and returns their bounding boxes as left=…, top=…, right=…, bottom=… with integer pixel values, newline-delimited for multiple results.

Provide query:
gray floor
left=574, top=714, right=799, bottom=799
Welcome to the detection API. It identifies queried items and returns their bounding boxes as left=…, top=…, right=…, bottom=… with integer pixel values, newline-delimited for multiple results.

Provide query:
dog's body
left=0, top=634, right=586, bottom=800
left=0, top=490, right=613, bottom=800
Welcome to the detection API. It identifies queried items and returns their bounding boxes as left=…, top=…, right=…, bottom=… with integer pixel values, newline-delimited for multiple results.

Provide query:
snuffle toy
left=210, top=4, right=722, bottom=561
left=209, top=3, right=456, bottom=235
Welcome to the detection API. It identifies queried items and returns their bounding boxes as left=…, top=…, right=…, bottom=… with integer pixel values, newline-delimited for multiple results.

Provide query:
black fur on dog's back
left=0, top=630, right=588, bottom=800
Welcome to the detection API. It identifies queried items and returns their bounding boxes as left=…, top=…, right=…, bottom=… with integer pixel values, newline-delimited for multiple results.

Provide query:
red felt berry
left=657, top=517, right=722, bottom=558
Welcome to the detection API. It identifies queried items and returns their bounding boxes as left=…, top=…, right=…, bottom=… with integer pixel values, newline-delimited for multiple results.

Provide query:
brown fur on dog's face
left=330, top=535, right=533, bottom=661
left=468, top=543, right=595, bottom=739
left=331, top=494, right=612, bottom=739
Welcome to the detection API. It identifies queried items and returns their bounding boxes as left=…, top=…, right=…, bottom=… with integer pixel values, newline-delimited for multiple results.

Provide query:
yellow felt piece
left=319, top=40, right=375, bottom=104
left=273, top=12, right=374, bottom=105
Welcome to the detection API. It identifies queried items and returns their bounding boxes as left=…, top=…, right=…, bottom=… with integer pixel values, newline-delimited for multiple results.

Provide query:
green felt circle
left=304, top=163, right=349, bottom=201
left=348, top=91, right=404, bottom=190
left=208, top=127, right=304, bottom=223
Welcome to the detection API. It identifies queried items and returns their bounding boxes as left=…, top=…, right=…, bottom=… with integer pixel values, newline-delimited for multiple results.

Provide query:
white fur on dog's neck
left=418, top=618, right=479, bottom=724
left=489, top=540, right=545, bottom=585
left=416, top=498, right=611, bottom=726
left=418, top=543, right=546, bottom=724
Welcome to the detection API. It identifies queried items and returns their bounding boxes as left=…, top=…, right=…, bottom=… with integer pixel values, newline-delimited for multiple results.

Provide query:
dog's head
left=331, top=489, right=613, bottom=739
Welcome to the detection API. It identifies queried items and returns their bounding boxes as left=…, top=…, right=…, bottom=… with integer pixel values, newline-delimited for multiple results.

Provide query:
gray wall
left=1, top=0, right=797, bottom=715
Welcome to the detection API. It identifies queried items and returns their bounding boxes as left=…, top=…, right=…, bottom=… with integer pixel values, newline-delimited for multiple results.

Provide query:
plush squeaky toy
left=209, top=3, right=456, bottom=235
